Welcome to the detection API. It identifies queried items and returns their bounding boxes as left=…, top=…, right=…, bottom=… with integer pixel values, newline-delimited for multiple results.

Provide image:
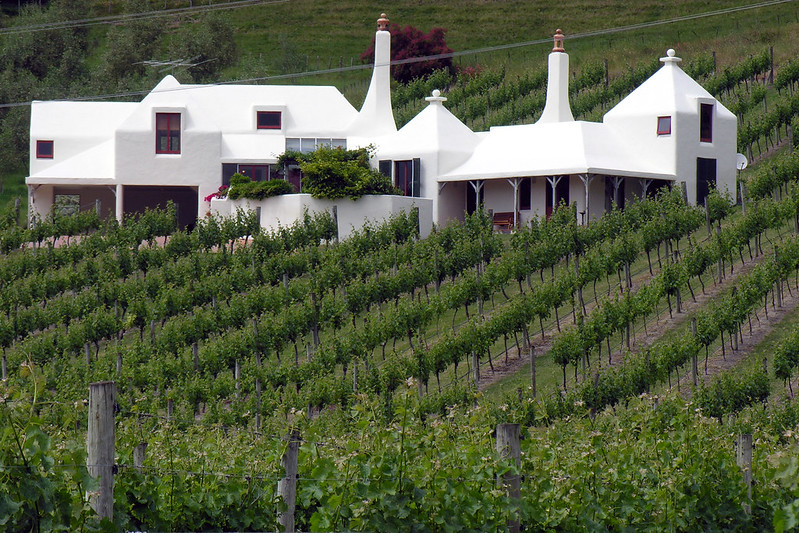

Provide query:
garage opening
left=123, top=186, right=198, bottom=230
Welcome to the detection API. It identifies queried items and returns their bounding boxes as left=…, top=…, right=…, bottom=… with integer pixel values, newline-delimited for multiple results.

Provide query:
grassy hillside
left=3, top=0, right=798, bottom=212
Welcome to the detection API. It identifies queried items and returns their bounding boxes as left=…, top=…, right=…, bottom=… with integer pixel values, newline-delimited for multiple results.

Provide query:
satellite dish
left=736, top=153, right=748, bottom=171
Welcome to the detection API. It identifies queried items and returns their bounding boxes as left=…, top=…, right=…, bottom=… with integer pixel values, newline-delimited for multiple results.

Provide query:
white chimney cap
left=425, top=89, right=447, bottom=104
left=660, top=48, right=682, bottom=64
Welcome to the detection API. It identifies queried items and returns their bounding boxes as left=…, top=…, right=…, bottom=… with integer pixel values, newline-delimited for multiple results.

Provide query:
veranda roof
left=438, top=120, right=675, bottom=182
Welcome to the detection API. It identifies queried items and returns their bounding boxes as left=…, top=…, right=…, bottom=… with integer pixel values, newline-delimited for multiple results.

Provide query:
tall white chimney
left=350, top=13, right=397, bottom=136
left=537, top=29, right=574, bottom=124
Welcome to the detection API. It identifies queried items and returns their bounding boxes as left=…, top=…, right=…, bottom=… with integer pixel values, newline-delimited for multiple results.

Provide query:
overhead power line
left=0, top=0, right=290, bottom=36
left=0, top=0, right=796, bottom=109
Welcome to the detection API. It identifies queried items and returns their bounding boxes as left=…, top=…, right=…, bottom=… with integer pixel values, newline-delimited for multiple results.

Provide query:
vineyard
left=4, top=41, right=799, bottom=533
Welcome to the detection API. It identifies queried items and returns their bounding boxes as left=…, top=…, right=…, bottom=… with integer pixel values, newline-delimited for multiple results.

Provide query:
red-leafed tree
left=361, top=23, right=454, bottom=84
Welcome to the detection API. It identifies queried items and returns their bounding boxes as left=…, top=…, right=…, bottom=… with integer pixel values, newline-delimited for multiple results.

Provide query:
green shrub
left=226, top=173, right=294, bottom=200
left=277, top=146, right=399, bottom=200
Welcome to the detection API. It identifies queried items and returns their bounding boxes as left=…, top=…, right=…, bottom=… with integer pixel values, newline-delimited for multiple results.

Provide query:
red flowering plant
left=204, top=184, right=229, bottom=202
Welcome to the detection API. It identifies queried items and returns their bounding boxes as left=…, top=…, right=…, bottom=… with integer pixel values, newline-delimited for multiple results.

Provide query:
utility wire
left=0, top=0, right=291, bottom=36
left=0, top=0, right=795, bottom=109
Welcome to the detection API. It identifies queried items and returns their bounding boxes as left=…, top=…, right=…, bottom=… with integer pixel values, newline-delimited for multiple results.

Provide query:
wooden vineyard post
left=2, top=353, right=6, bottom=381
left=773, top=244, right=782, bottom=307
left=134, top=442, right=147, bottom=473
left=115, top=351, right=122, bottom=376
left=255, top=349, right=263, bottom=432
left=473, top=352, right=480, bottom=386
left=716, top=227, right=723, bottom=282
left=736, top=433, right=753, bottom=514
left=278, top=430, right=301, bottom=533
left=496, top=423, right=521, bottom=533
left=87, top=381, right=116, bottom=522
left=234, top=359, right=241, bottom=398
left=691, top=318, right=698, bottom=388
left=530, top=344, right=536, bottom=398
left=740, top=182, right=747, bottom=216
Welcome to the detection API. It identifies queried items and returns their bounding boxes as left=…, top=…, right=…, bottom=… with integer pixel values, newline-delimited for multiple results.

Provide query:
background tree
left=361, top=23, right=454, bottom=84
left=98, top=1, right=163, bottom=88
left=0, top=0, right=90, bottom=172
left=175, top=12, right=238, bottom=83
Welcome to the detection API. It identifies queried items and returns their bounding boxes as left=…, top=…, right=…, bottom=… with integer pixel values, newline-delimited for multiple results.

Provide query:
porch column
left=115, top=184, right=124, bottom=222
left=640, top=179, right=652, bottom=199
left=611, top=176, right=624, bottom=209
left=506, top=177, right=521, bottom=229
left=577, top=174, right=594, bottom=225
left=545, top=175, right=563, bottom=212
left=27, top=185, right=38, bottom=226
left=469, top=179, right=485, bottom=210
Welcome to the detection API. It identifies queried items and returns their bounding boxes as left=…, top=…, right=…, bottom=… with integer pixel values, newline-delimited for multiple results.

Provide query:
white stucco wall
left=437, top=181, right=467, bottom=227
left=211, top=194, right=433, bottom=240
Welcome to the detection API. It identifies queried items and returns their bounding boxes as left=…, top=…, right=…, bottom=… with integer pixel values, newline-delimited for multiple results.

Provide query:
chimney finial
left=659, top=48, right=682, bottom=65
left=553, top=29, right=565, bottom=52
left=377, top=13, right=390, bottom=31
left=425, top=89, right=447, bottom=104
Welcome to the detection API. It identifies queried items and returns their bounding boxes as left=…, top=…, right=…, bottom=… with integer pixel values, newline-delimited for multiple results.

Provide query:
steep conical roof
left=605, top=49, right=734, bottom=119
left=388, top=90, right=479, bottom=170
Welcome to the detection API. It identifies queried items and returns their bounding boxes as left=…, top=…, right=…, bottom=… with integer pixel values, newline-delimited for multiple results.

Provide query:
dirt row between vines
left=477, top=247, right=799, bottom=395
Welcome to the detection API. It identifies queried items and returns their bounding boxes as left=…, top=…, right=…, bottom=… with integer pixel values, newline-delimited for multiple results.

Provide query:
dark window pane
left=257, top=111, right=281, bottom=129
left=222, top=163, right=237, bottom=187
left=395, top=160, right=413, bottom=196
left=156, top=113, right=181, bottom=153
left=37, top=140, right=54, bottom=158
left=700, top=104, right=713, bottom=142
left=657, top=116, right=671, bottom=135
left=520, top=178, right=531, bottom=210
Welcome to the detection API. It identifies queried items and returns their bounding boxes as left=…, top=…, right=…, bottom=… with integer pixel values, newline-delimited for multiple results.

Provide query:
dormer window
left=36, top=140, right=54, bottom=159
left=700, top=103, right=713, bottom=143
left=257, top=111, right=282, bottom=130
left=156, top=113, right=181, bottom=154
left=657, top=116, right=671, bottom=136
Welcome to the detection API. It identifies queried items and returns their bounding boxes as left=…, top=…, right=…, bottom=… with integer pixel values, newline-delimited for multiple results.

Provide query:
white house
left=375, top=29, right=737, bottom=228
left=27, top=17, right=737, bottom=232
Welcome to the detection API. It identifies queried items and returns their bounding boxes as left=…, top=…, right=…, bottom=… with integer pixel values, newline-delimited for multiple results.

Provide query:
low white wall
left=211, top=194, right=433, bottom=239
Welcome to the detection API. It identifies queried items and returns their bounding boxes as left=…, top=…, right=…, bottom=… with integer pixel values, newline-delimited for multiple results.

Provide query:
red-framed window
left=700, top=103, right=713, bottom=143
left=156, top=113, right=181, bottom=154
left=36, top=140, right=54, bottom=159
left=657, top=116, right=671, bottom=136
left=238, top=165, right=270, bottom=181
left=257, top=111, right=281, bottom=130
